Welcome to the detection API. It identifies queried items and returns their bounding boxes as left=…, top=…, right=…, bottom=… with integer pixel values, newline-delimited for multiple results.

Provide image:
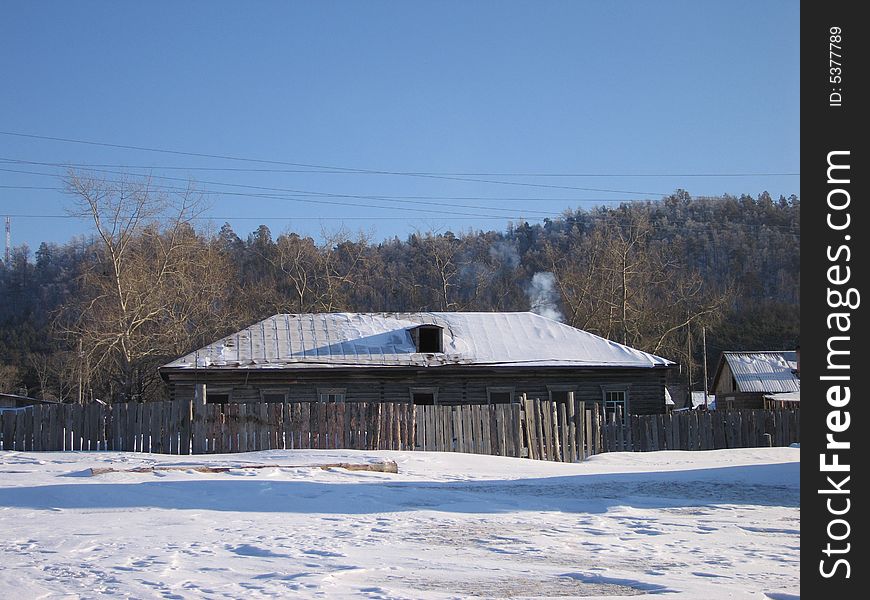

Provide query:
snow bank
left=1, top=448, right=799, bottom=599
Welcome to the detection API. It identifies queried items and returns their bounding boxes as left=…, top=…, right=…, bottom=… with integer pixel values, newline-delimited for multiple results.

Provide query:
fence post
left=565, top=392, right=576, bottom=462
left=518, top=394, right=531, bottom=459
left=550, top=401, right=562, bottom=461
left=193, top=383, right=206, bottom=454
left=591, top=402, right=600, bottom=455
left=560, top=400, right=570, bottom=461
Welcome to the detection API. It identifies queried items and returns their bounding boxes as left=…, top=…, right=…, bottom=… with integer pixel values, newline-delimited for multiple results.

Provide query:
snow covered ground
left=0, top=448, right=799, bottom=599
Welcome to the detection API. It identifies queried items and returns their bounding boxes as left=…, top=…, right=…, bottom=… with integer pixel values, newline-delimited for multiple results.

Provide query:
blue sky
left=1, top=1, right=799, bottom=252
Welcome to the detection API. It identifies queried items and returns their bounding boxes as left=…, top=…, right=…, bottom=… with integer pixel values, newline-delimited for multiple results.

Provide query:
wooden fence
left=1, top=398, right=798, bottom=461
left=194, top=401, right=414, bottom=453
left=0, top=400, right=414, bottom=454
left=596, top=409, right=800, bottom=453
left=0, top=401, right=189, bottom=453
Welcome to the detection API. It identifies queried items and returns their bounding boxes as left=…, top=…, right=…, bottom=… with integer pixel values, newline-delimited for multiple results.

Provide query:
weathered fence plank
left=1, top=411, right=13, bottom=450
left=565, top=395, right=576, bottom=462
left=527, top=403, right=539, bottom=458
left=16, top=409, right=28, bottom=451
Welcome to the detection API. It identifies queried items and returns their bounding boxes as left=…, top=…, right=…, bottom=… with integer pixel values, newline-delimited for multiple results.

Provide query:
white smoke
left=488, top=241, right=520, bottom=269
left=526, top=272, right=564, bottom=322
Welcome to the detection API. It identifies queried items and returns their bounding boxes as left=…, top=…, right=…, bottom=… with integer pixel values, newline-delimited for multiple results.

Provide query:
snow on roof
left=692, top=391, right=716, bottom=408
left=723, top=351, right=800, bottom=393
left=691, top=392, right=716, bottom=409
left=763, top=391, right=800, bottom=403
left=162, top=312, right=674, bottom=371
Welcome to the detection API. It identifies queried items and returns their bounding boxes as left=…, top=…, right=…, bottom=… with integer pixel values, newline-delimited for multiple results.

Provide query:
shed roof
left=0, top=392, right=62, bottom=406
left=719, top=351, right=800, bottom=393
left=763, top=391, right=800, bottom=403
left=162, top=312, right=673, bottom=371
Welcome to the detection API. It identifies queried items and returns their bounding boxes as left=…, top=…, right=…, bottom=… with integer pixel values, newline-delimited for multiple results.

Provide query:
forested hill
left=0, top=188, right=799, bottom=404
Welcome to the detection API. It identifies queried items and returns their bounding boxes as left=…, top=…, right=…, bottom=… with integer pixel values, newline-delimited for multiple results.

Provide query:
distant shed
left=711, top=351, right=800, bottom=409
left=0, top=392, right=61, bottom=412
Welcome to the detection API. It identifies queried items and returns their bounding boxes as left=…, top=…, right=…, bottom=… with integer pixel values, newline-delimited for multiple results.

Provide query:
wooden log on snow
left=88, top=460, right=399, bottom=476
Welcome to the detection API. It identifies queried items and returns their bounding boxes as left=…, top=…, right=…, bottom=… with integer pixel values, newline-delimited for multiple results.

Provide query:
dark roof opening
left=413, top=325, right=443, bottom=353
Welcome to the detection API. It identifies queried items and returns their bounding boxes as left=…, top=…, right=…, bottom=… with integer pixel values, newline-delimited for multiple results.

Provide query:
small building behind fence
left=711, top=350, right=800, bottom=410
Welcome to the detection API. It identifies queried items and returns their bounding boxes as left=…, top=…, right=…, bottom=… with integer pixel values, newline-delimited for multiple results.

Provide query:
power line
left=2, top=157, right=655, bottom=201
left=0, top=156, right=799, bottom=178
left=0, top=130, right=680, bottom=195
left=1, top=213, right=542, bottom=222
left=0, top=176, right=801, bottom=231
left=0, top=167, right=559, bottom=219
left=0, top=165, right=596, bottom=217
left=0, top=181, right=635, bottom=205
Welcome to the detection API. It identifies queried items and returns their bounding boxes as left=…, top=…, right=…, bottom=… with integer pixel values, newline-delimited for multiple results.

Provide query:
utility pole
left=4, top=216, right=10, bottom=265
left=78, top=337, right=84, bottom=405
left=686, top=319, right=693, bottom=407
left=702, top=326, right=709, bottom=409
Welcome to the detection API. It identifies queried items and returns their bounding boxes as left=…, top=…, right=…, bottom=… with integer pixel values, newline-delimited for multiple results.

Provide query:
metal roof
left=161, top=312, right=673, bottom=371
left=722, top=351, right=800, bottom=393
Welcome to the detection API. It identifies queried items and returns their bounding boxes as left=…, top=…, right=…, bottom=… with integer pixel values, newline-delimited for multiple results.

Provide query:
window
left=600, top=385, right=629, bottom=424
left=547, top=385, right=577, bottom=405
left=412, top=325, right=443, bottom=353
left=260, top=389, right=288, bottom=403
left=205, top=388, right=231, bottom=404
left=487, top=386, right=515, bottom=404
left=318, top=388, right=346, bottom=403
left=410, top=387, right=438, bottom=405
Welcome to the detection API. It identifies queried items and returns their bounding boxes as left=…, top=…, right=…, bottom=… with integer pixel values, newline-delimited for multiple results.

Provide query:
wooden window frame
left=411, top=325, right=444, bottom=353
left=486, top=386, right=516, bottom=405
left=547, top=384, right=577, bottom=404
left=205, top=386, right=232, bottom=404
left=259, top=388, right=289, bottom=403
left=317, top=387, right=346, bottom=403
left=599, top=384, right=630, bottom=424
left=409, top=386, right=439, bottom=405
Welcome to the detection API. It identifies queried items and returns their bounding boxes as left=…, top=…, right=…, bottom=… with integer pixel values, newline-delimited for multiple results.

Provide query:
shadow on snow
left=0, top=462, right=799, bottom=513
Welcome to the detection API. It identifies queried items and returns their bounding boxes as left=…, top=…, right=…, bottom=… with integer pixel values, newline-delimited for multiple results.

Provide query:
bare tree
left=547, top=210, right=732, bottom=357
left=27, top=351, right=81, bottom=402
left=317, top=227, right=369, bottom=312
left=264, top=227, right=370, bottom=314
left=0, top=364, right=21, bottom=394
left=270, top=232, right=320, bottom=313
left=60, top=172, right=219, bottom=403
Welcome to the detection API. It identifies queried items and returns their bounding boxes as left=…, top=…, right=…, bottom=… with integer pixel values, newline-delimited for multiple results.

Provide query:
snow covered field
left=0, top=448, right=799, bottom=599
